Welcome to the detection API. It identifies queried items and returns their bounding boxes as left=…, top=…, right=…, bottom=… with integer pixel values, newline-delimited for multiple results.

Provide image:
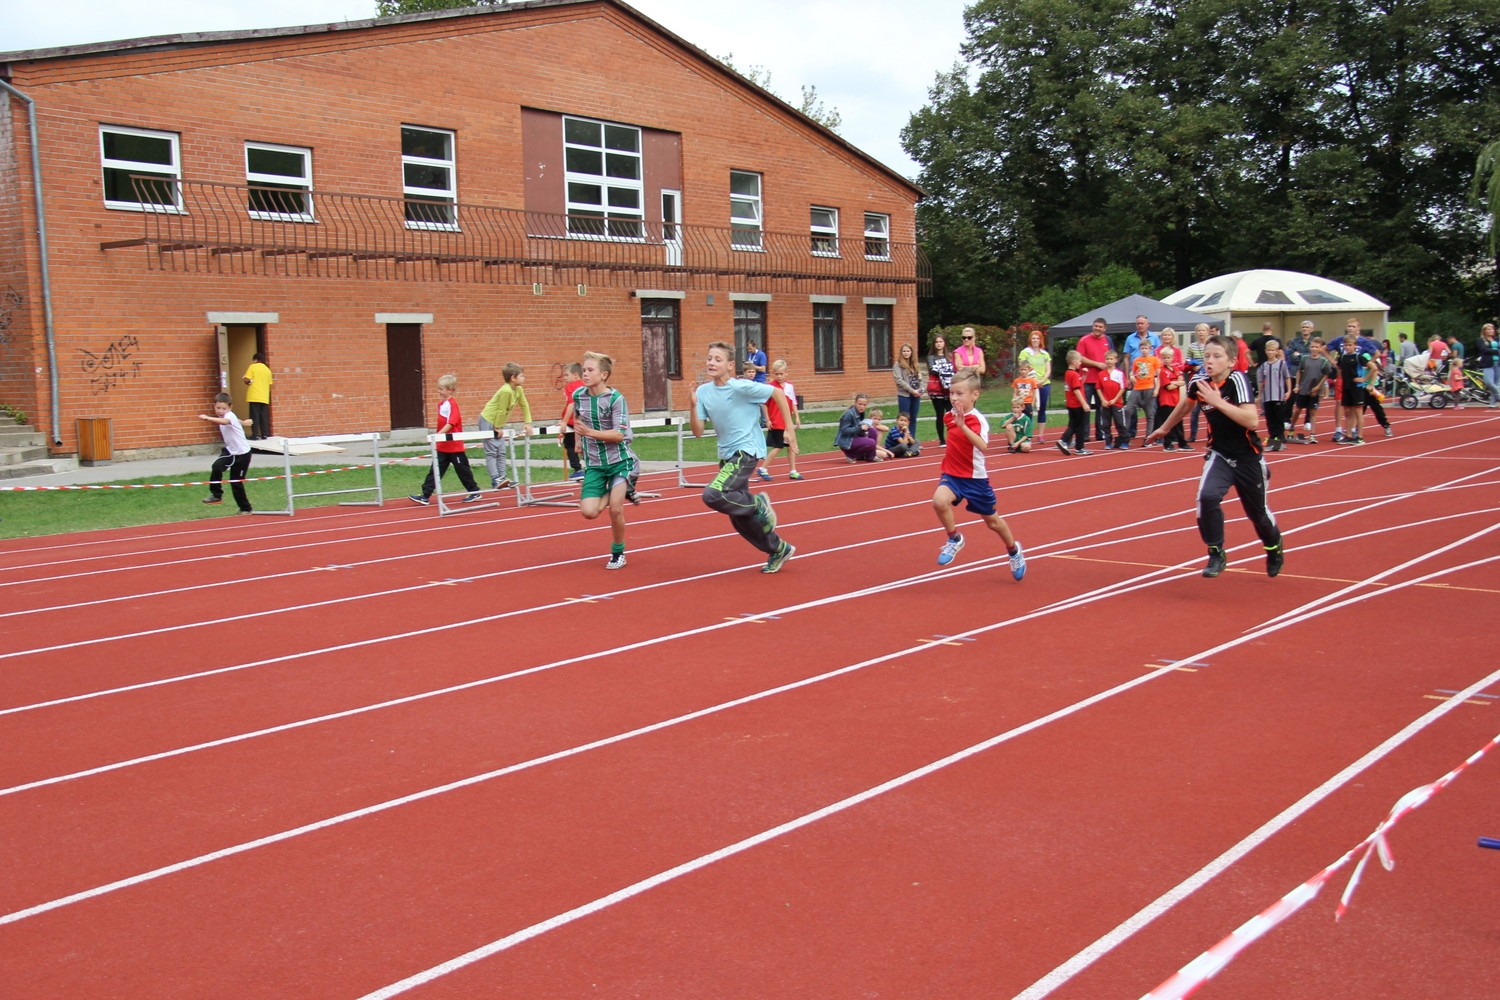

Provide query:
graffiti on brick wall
left=0, top=286, right=21, bottom=346
left=80, top=334, right=145, bottom=393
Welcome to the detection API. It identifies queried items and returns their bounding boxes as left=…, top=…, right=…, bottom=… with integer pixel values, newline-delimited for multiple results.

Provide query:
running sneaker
left=1202, top=547, right=1227, bottom=578
left=1163, top=444, right=1177, bottom=452
left=493, top=478, right=514, bottom=490
left=788, top=471, right=805, bottom=481
left=1384, top=425, right=1393, bottom=437
left=1056, top=441, right=1071, bottom=456
left=1008, top=541, right=1027, bottom=581
left=201, top=496, right=222, bottom=505
left=756, top=467, right=773, bottom=481
left=463, top=492, right=486, bottom=503
left=937, top=533, right=965, bottom=566
left=1178, top=443, right=1194, bottom=450
left=1265, top=543, right=1284, bottom=578
left=408, top=494, right=430, bottom=506
left=753, top=492, right=777, bottom=533
left=762, top=541, right=795, bottom=574
left=1116, top=442, right=1130, bottom=450
left=1073, top=448, right=1094, bottom=456
left=567, top=469, right=585, bottom=481
left=606, top=553, right=627, bottom=570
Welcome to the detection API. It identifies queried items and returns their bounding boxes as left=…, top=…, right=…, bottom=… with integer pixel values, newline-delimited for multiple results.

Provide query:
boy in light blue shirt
left=689, top=341, right=797, bottom=573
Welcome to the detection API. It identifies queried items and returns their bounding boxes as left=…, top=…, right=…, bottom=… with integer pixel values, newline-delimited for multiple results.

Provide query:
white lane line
left=353, top=550, right=1500, bottom=1000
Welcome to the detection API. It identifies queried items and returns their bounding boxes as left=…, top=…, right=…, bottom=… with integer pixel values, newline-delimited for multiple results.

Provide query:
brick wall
left=4, top=2, right=920, bottom=452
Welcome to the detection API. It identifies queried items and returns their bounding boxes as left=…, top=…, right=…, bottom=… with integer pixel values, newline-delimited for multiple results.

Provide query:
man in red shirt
left=1076, top=318, right=1113, bottom=444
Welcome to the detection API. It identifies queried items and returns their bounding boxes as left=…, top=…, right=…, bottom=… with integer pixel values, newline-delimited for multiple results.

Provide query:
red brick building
left=0, top=0, right=925, bottom=456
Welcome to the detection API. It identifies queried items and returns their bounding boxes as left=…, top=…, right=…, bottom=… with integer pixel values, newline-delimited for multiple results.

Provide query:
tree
left=905, top=0, right=1500, bottom=329
left=718, top=54, right=844, bottom=133
left=375, top=0, right=504, bottom=16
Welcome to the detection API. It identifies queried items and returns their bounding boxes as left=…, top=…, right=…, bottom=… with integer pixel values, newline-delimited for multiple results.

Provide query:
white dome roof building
left=1164, top=269, right=1389, bottom=342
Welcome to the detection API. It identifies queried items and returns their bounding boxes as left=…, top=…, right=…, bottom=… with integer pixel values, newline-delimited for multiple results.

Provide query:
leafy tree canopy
left=904, top=0, right=1500, bottom=331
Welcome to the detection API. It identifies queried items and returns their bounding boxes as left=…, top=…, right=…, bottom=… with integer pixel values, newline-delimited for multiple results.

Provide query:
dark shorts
left=1340, top=383, right=1366, bottom=407
left=766, top=428, right=787, bottom=449
left=1292, top=393, right=1320, bottom=412
left=938, top=473, right=997, bottom=517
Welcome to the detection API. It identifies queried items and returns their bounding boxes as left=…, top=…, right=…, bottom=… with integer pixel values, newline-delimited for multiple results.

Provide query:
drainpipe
left=0, top=79, right=62, bottom=445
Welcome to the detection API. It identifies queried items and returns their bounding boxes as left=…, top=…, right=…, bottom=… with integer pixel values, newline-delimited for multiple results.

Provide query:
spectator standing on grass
left=1147, top=336, right=1284, bottom=579
left=953, top=326, right=986, bottom=379
left=241, top=353, right=273, bottom=441
left=198, top=392, right=254, bottom=513
left=1397, top=332, right=1418, bottom=364
left=1287, top=323, right=1311, bottom=372
left=1018, top=329, right=1052, bottom=443
left=1097, top=350, right=1127, bottom=450
left=409, top=374, right=482, bottom=506
left=1123, top=315, right=1159, bottom=368
left=893, top=342, right=924, bottom=430
left=561, top=352, right=639, bottom=570
left=927, top=334, right=955, bottom=444
left=1290, top=337, right=1333, bottom=444
left=690, top=341, right=796, bottom=574
left=478, top=362, right=532, bottom=491
left=1124, top=335, right=1161, bottom=446
left=1186, top=323, right=1210, bottom=443
left=931, top=371, right=1027, bottom=579
left=1077, top=318, right=1113, bottom=443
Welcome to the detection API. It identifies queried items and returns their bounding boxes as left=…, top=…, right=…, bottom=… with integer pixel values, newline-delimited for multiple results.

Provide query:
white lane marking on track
left=350, top=549, right=1500, bottom=1000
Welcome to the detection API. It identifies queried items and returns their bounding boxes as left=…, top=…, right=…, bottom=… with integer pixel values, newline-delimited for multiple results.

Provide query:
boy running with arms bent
left=933, top=372, right=1027, bottom=579
left=690, top=342, right=797, bottom=573
left=560, top=352, right=639, bottom=569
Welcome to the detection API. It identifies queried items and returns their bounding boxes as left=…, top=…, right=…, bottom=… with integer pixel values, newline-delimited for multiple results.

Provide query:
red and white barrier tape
left=1142, top=731, right=1499, bottom=1000
left=0, top=455, right=425, bottom=492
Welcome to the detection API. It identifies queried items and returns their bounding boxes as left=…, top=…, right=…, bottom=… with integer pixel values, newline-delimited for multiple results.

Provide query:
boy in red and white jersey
left=931, top=371, right=1027, bottom=580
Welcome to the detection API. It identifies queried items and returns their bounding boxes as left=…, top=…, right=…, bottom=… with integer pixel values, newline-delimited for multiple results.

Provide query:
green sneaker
left=753, top=492, right=777, bottom=533
left=762, top=541, right=795, bottom=574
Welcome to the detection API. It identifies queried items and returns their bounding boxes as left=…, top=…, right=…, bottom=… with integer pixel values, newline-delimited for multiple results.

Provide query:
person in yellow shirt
left=241, top=353, right=274, bottom=440
left=478, top=363, right=533, bottom=490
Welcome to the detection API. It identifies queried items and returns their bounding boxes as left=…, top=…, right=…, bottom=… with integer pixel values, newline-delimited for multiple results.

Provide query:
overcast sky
left=0, top=0, right=971, bottom=179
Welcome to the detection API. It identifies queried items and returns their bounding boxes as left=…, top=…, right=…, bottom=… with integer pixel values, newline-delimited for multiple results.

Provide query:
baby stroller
left=1390, top=366, right=1454, bottom=409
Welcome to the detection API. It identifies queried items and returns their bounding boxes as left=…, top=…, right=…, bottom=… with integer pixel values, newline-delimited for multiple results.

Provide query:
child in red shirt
left=1057, top=350, right=1093, bottom=456
left=559, top=362, right=585, bottom=480
left=1097, top=349, right=1127, bottom=449
left=1155, top=346, right=1189, bottom=451
left=932, top=371, right=1026, bottom=579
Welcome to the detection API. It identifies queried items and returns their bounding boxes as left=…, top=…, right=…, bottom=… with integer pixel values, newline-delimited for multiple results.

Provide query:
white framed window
left=245, top=142, right=313, bottom=221
left=100, top=125, right=182, bottom=212
left=730, top=170, right=763, bottom=250
left=864, top=212, right=890, bottom=260
left=810, top=206, right=839, bottom=256
left=401, top=125, right=457, bottom=230
left=563, top=116, right=644, bottom=240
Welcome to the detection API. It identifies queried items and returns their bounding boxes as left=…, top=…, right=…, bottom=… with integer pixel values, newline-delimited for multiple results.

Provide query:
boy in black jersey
left=1147, top=336, right=1285, bottom=578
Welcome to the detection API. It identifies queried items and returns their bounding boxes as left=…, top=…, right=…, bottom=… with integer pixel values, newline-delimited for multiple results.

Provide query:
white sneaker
left=606, top=553, right=627, bottom=570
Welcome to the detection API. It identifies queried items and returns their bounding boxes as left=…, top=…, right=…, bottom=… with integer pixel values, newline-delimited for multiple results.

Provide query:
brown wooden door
left=641, top=320, right=670, bottom=411
left=386, top=324, right=425, bottom=428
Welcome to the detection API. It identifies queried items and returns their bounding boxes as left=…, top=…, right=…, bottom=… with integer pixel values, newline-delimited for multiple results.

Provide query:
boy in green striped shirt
left=560, top=352, right=640, bottom=570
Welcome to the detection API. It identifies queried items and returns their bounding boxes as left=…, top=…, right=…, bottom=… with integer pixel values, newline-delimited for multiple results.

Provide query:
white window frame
left=100, top=125, right=182, bottom=213
left=730, top=170, right=763, bottom=251
left=810, top=205, right=840, bottom=257
left=864, top=212, right=891, bottom=260
left=401, top=125, right=458, bottom=231
left=562, top=115, right=644, bottom=241
left=245, top=142, right=314, bottom=222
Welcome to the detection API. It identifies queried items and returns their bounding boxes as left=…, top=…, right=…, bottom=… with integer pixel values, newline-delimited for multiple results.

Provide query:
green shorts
left=580, top=458, right=636, bottom=500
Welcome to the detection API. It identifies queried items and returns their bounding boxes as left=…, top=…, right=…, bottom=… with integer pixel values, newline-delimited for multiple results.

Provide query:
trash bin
left=77, top=417, right=113, bottom=466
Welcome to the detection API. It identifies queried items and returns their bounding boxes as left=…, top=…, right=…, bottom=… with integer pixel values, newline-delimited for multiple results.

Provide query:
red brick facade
left=0, top=1, right=923, bottom=455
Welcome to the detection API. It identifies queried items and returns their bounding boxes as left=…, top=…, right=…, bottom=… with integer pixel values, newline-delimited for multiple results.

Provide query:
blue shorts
left=938, top=473, right=997, bottom=517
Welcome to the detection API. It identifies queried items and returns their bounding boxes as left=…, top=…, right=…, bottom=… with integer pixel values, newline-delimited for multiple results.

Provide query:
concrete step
left=0, top=457, right=78, bottom=480
left=0, top=426, right=43, bottom=448
left=0, top=445, right=49, bottom=467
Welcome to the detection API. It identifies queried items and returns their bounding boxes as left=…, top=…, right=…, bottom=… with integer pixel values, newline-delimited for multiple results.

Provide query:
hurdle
left=518, top=416, right=678, bottom=507
left=254, top=433, right=386, bottom=517
left=424, top=430, right=502, bottom=516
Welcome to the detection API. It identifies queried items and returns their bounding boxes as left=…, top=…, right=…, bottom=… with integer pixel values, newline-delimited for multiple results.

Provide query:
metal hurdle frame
left=425, top=430, right=503, bottom=516
left=518, top=416, right=677, bottom=507
left=254, top=433, right=386, bottom=517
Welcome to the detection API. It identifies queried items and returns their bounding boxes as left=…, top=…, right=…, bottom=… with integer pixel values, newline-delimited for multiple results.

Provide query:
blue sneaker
left=753, top=492, right=777, bottom=532
left=756, top=467, right=773, bottom=481
left=407, top=494, right=430, bottom=506
left=1008, top=541, right=1027, bottom=581
left=568, top=469, right=585, bottom=481
left=937, top=533, right=965, bottom=566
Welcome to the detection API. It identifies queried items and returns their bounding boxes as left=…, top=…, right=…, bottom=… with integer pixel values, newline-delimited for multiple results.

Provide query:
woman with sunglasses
left=953, top=326, right=986, bottom=379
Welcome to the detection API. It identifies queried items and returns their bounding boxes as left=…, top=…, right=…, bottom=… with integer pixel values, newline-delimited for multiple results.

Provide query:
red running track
left=2, top=409, right=1498, bottom=999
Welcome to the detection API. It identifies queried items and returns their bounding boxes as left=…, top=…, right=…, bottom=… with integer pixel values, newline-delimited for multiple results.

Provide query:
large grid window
left=730, top=170, right=763, bottom=249
left=814, top=303, right=843, bottom=372
left=734, top=302, right=767, bottom=369
left=864, top=212, right=890, bottom=260
left=811, top=206, right=839, bottom=256
left=564, top=116, right=643, bottom=240
left=100, top=126, right=181, bottom=211
left=401, top=125, right=457, bottom=229
left=246, top=142, right=313, bottom=221
left=866, top=304, right=893, bottom=370
left=642, top=299, right=681, bottom=378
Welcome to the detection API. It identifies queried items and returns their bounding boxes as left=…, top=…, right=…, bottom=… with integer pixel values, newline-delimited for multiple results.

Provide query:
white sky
left=0, top=0, right=971, bottom=179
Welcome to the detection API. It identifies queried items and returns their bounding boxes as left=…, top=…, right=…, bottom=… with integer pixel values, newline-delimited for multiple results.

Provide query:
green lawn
left=0, top=401, right=1042, bottom=540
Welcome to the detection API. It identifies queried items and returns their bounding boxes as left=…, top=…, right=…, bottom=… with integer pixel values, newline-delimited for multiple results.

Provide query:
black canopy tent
left=1048, top=294, right=1213, bottom=343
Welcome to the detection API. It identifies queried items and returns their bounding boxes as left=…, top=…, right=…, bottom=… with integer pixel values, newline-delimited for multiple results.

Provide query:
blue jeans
left=898, top=393, right=921, bottom=429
